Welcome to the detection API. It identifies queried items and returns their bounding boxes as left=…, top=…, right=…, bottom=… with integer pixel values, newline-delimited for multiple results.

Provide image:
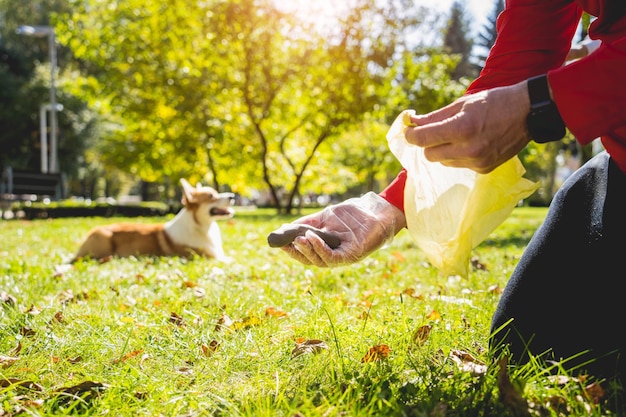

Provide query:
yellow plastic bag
left=387, top=110, right=540, bottom=277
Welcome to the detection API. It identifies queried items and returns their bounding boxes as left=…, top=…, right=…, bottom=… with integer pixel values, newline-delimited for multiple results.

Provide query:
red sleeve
left=549, top=14, right=626, bottom=171
left=379, top=168, right=406, bottom=211
left=467, top=0, right=581, bottom=94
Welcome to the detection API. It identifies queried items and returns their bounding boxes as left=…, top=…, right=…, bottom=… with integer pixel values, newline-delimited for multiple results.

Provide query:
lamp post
left=39, top=103, right=64, bottom=173
left=17, top=25, right=60, bottom=174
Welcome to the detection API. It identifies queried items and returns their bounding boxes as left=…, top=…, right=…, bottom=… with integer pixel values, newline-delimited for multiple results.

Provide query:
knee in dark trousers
left=490, top=152, right=626, bottom=383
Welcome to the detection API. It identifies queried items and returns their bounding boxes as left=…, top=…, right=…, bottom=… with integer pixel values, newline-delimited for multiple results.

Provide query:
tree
left=58, top=0, right=431, bottom=212
left=442, top=1, right=478, bottom=81
left=475, top=0, right=504, bottom=69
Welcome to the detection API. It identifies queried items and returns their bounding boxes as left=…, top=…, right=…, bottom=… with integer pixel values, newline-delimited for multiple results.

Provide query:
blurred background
left=0, top=0, right=597, bottom=214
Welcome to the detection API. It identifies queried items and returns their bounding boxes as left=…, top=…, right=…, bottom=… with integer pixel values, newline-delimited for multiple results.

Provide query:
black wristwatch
left=526, top=74, right=566, bottom=143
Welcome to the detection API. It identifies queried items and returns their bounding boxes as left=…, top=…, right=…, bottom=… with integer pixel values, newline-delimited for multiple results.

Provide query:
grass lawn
left=0, top=206, right=623, bottom=416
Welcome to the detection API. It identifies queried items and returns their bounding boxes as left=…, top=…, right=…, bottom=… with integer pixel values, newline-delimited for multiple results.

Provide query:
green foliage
left=53, top=0, right=471, bottom=212
left=0, top=208, right=623, bottom=415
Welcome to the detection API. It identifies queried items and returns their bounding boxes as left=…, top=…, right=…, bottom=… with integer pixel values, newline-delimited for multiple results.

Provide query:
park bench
left=0, top=167, right=65, bottom=203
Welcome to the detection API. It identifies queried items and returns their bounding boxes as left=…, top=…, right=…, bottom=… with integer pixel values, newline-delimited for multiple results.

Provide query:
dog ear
left=180, top=178, right=195, bottom=204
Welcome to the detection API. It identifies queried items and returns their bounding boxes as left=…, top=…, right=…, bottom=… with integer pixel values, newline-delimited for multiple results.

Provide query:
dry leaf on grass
left=291, top=339, right=329, bottom=358
left=426, top=310, right=442, bottom=321
left=0, top=355, right=19, bottom=368
left=265, top=307, right=288, bottom=318
left=449, top=349, right=487, bottom=374
left=112, top=349, right=144, bottom=364
left=214, top=312, right=262, bottom=332
left=0, top=378, right=43, bottom=391
left=361, top=344, right=391, bottom=363
left=0, top=291, right=17, bottom=306
left=169, top=312, right=185, bottom=326
left=412, top=325, right=432, bottom=346
left=583, top=382, right=606, bottom=405
left=497, top=357, right=531, bottom=417
left=55, top=380, right=108, bottom=401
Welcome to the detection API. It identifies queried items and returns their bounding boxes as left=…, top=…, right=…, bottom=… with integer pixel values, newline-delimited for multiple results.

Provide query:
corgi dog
left=70, top=179, right=235, bottom=262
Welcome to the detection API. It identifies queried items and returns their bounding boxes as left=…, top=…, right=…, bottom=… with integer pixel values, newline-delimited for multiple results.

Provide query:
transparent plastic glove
left=273, top=192, right=406, bottom=267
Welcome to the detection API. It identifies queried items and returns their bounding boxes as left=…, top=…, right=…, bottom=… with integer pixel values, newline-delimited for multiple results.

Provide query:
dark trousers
left=491, top=151, right=626, bottom=382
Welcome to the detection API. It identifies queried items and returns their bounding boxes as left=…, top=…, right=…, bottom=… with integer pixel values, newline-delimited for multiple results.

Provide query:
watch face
left=527, top=106, right=566, bottom=143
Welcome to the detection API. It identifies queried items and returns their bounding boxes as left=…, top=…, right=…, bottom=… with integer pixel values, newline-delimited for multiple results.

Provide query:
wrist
left=360, top=192, right=406, bottom=234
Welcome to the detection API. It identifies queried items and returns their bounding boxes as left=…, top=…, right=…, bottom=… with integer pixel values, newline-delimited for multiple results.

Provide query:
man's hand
left=273, top=192, right=406, bottom=267
left=404, top=80, right=532, bottom=174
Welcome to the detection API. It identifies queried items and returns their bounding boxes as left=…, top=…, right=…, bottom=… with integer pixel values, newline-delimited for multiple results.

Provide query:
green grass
left=0, top=207, right=623, bottom=416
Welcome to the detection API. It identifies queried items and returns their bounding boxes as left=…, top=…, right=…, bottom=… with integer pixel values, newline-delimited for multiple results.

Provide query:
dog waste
left=267, top=224, right=341, bottom=249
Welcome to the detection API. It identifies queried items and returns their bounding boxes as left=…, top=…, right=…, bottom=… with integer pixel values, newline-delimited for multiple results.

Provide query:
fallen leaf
left=0, top=378, right=43, bottom=391
left=193, top=287, right=206, bottom=298
left=392, top=251, right=406, bottom=261
left=201, top=340, right=220, bottom=357
left=20, top=327, right=35, bottom=337
left=402, top=288, right=423, bottom=300
left=584, top=382, right=605, bottom=404
left=449, top=349, right=487, bottom=375
left=139, top=353, right=150, bottom=370
left=361, top=344, right=391, bottom=363
left=25, top=305, right=41, bottom=315
left=291, top=339, right=329, bottom=358
left=426, top=310, right=442, bottom=322
left=55, top=380, right=108, bottom=399
left=9, top=342, right=22, bottom=356
left=488, top=284, right=503, bottom=294
left=51, top=311, right=65, bottom=324
left=497, top=357, right=530, bottom=417
left=231, top=316, right=262, bottom=330
left=0, top=355, right=19, bottom=368
left=412, top=325, right=432, bottom=346
left=54, top=264, right=73, bottom=277
left=265, top=307, right=288, bottom=318
left=112, top=349, right=144, bottom=364
left=177, top=367, right=193, bottom=375
left=169, top=312, right=184, bottom=326
left=0, top=291, right=17, bottom=306
left=470, top=256, right=488, bottom=271
left=215, top=313, right=234, bottom=332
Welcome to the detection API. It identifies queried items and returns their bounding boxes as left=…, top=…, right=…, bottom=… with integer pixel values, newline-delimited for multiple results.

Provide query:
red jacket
left=380, top=0, right=626, bottom=212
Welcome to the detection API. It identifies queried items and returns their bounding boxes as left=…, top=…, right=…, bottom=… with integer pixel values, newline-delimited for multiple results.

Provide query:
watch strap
left=526, top=74, right=566, bottom=143
left=528, top=74, right=552, bottom=107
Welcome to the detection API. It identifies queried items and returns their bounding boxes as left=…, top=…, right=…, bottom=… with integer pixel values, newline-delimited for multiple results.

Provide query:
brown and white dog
left=70, top=179, right=235, bottom=263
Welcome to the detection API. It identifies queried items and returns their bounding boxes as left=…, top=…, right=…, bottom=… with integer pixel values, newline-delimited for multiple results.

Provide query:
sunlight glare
left=273, top=0, right=348, bottom=27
